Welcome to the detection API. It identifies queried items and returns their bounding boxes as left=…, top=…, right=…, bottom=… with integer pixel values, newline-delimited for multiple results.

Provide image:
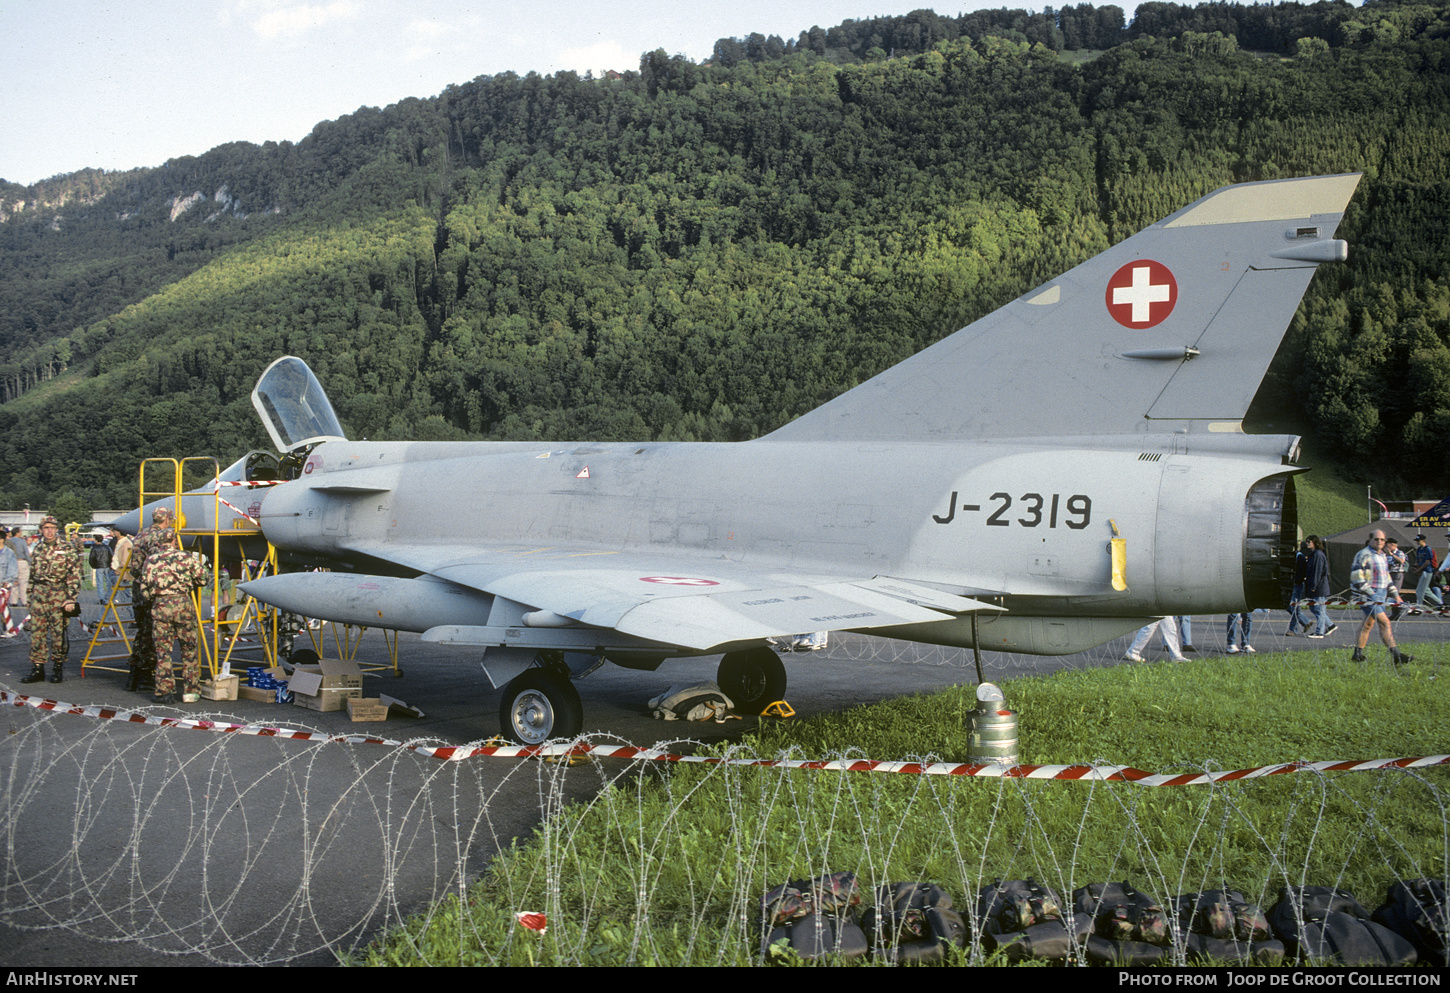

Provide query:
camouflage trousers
left=128, top=592, right=157, bottom=672
left=151, top=594, right=201, bottom=696
left=27, top=585, right=72, bottom=670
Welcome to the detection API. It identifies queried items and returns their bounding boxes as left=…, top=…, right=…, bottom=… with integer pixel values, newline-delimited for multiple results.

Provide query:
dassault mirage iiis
left=127, top=174, right=1362, bottom=743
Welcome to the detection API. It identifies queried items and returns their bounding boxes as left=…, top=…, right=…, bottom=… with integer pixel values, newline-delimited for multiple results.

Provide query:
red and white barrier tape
left=0, top=588, right=19, bottom=636
left=216, top=495, right=259, bottom=524
left=3, top=688, right=1447, bottom=786
left=201, top=478, right=283, bottom=523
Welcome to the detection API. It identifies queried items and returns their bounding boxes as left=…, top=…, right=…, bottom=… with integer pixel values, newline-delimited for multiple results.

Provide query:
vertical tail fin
left=767, top=174, right=1361, bottom=442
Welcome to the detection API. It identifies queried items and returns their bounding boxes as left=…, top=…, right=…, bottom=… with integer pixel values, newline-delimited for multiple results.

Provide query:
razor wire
left=3, top=693, right=1447, bottom=966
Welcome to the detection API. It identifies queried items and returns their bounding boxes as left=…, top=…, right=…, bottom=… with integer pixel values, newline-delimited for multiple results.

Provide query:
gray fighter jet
left=123, top=173, right=1362, bottom=743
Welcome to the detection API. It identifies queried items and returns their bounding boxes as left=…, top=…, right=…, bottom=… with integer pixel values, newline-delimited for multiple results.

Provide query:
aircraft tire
left=290, top=648, right=319, bottom=666
left=499, top=668, right=583, bottom=745
left=718, top=647, right=787, bottom=716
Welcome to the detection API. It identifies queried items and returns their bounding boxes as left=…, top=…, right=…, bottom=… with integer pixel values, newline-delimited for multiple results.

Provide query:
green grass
left=349, top=645, right=1450, bottom=966
left=1295, top=436, right=1377, bottom=538
left=752, top=643, right=1448, bottom=767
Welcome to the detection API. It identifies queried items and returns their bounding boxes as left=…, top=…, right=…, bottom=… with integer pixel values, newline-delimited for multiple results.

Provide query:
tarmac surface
left=3, top=595, right=1448, bottom=968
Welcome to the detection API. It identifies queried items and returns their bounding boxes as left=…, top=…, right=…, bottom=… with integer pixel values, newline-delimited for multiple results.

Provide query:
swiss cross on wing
left=1105, top=260, right=1178, bottom=329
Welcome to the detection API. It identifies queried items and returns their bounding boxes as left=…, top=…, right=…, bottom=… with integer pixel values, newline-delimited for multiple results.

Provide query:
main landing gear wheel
left=717, top=646, right=787, bottom=716
left=499, top=668, right=583, bottom=745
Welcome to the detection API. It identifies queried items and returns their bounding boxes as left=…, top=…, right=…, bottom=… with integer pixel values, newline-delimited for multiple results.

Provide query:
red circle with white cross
left=1105, top=260, right=1177, bottom=329
left=639, top=576, right=719, bottom=586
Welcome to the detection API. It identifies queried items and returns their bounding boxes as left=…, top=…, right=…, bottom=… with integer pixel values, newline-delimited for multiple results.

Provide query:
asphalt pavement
left=3, top=597, right=1447, bottom=967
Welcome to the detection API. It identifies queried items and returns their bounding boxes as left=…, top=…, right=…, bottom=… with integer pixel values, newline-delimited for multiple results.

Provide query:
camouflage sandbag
left=1074, top=881, right=1171, bottom=945
left=983, top=913, right=1094, bottom=963
left=1269, top=885, right=1417, bottom=966
left=978, top=878, right=1090, bottom=963
left=860, top=882, right=967, bottom=963
left=1268, top=884, right=1370, bottom=931
left=759, top=870, right=861, bottom=929
left=1084, top=933, right=1170, bottom=966
left=1175, top=889, right=1283, bottom=965
left=763, top=911, right=869, bottom=962
left=1175, top=889, right=1271, bottom=941
left=977, top=877, right=1063, bottom=933
left=1180, top=932, right=1284, bottom=966
left=1371, top=879, right=1448, bottom=966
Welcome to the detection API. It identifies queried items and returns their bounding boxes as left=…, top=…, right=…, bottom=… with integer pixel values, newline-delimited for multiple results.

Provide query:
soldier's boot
left=126, top=661, right=141, bottom=692
left=1351, top=647, right=1367, bottom=662
left=20, top=664, right=45, bottom=684
left=1392, top=648, right=1414, bottom=666
left=48, top=661, right=63, bottom=683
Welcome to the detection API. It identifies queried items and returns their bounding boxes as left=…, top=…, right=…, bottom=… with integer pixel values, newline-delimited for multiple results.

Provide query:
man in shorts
left=1350, top=530, right=1413, bottom=665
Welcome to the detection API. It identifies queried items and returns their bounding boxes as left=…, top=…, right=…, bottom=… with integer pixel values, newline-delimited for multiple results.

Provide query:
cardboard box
left=201, top=675, right=238, bottom=701
left=293, top=686, right=362, bottom=712
left=290, top=659, right=365, bottom=712
left=246, top=665, right=289, bottom=686
left=346, top=697, right=388, bottom=722
left=380, top=693, right=424, bottom=719
left=239, top=665, right=290, bottom=702
left=289, top=659, right=364, bottom=693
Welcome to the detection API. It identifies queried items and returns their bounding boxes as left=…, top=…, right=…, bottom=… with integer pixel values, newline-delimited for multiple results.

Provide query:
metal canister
left=968, top=682, right=1019, bottom=765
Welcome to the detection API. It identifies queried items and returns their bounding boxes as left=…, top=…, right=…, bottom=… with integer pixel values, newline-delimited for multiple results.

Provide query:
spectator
left=1350, top=530, right=1412, bottom=665
left=1303, top=535, right=1337, bottom=639
left=1226, top=613, right=1255, bottom=654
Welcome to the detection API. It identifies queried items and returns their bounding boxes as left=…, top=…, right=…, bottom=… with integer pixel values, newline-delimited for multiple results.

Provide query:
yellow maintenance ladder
left=77, top=527, right=137, bottom=673
left=82, top=458, right=282, bottom=680
left=81, top=456, right=401, bottom=681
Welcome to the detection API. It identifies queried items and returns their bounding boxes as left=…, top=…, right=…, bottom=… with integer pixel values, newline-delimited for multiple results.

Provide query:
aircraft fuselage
left=253, top=433, right=1296, bottom=655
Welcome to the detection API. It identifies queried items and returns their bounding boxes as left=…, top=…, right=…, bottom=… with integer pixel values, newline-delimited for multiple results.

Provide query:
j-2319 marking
left=932, top=491, right=1092, bottom=529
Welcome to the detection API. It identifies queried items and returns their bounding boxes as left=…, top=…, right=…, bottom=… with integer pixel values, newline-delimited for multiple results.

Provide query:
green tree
left=48, top=492, right=92, bottom=528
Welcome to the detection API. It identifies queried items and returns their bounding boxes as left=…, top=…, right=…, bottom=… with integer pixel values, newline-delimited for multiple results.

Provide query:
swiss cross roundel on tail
left=1105, top=260, right=1178, bottom=329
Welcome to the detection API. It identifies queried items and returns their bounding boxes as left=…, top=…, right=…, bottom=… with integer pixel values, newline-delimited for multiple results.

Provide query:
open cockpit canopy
left=250, top=356, right=347, bottom=453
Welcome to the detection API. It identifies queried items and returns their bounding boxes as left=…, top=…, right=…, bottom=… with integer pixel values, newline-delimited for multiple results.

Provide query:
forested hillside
left=1, top=0, right=1447, bottom=511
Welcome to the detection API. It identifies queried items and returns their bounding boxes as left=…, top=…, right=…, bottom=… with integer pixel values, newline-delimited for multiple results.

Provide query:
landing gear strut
left=717, top=646, right=787, bottom=715
left=499, top=663, right=583, bottom=745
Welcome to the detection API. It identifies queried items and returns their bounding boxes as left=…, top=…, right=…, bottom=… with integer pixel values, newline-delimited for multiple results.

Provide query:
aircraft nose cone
left=109, top=508, right=142, bottom=535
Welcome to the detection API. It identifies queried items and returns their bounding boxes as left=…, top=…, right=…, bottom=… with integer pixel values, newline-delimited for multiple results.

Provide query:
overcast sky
left=1, top=0, right=1157, bottom=186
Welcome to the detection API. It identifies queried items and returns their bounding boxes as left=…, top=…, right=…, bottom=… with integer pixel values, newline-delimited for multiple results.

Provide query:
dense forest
left=1, top=0, right=1447, bottom=512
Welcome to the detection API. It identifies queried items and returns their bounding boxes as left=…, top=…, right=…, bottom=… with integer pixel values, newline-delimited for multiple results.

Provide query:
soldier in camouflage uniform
left=141, top=536, right=208, bottom=704
left=21, top=516, right=81, bottom=685
left=125, top=507, right=174, bottom=693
